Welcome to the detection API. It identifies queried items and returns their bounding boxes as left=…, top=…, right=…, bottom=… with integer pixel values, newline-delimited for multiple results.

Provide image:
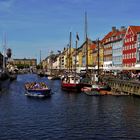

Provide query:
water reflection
left=0, top=74, right=140, bottom=139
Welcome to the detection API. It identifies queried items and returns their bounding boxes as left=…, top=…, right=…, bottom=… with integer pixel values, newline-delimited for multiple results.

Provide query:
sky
left=0, top=0, right=140, bottom=63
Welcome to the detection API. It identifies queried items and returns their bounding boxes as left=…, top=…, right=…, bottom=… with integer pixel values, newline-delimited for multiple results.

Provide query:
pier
left=102, top=77, right=140, bottom=96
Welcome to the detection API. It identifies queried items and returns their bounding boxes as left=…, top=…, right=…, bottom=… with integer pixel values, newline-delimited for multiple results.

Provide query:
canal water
left=0, top=74, right=140, bottom=140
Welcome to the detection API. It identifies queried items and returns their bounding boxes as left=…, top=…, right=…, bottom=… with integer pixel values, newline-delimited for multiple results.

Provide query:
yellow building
left=77, top=47, right=82, bottom=67
left=91, top=41, right=104, bottom=68
left=80, top=39, right=94, bottom=67
left=42, top=59, right=48, bottom=69
left=13, top=58, right=37, bottom=67
left=63, top=47, right=74, bottom=71
left=99, top=43, right=104, bottom=68
left=79, top=39, right=104, bottom=69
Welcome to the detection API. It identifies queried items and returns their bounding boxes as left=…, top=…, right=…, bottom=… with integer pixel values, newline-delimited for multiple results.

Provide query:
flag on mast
left=76, top=33, right=79, bottom=41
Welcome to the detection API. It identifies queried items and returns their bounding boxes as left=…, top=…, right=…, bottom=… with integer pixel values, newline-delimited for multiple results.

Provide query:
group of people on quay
left=101, top=71, right=140, bottom=81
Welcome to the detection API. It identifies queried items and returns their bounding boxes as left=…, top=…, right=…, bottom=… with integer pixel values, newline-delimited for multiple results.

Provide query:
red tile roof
left=90, top=44, right=96, bottom=49
left=102, top=31, right=113, bottom=42
left=130, top=26, right=140, bottom=34
left=102, top=29, right=126, bottom=43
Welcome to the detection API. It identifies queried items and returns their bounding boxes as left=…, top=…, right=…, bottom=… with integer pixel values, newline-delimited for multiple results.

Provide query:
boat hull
left=25, top=89, right=51, bottom=98
left=61, top=82, right=82, bottom=92
left=82, top=84, right=111, bottom=96
left=84, top=90, right=101, bottom=96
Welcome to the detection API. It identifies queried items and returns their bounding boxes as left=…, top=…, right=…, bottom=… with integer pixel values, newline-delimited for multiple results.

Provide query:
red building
left=123, top=26, right=140, bottom=67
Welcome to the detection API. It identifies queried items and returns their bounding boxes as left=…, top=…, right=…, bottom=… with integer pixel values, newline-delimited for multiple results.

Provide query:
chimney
left=112, top=26, right=117, bottom=32
left=120, top=26, right=126, bottom=31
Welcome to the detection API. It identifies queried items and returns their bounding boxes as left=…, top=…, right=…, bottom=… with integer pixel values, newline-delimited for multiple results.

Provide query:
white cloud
left=0, top=0, right=16, bottom=12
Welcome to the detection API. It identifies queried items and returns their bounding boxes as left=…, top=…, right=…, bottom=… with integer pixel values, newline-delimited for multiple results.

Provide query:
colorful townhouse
left=123, top=26, right=140, bottom=68
left=81, top=39, right=94, bottom=68
left=102, top=26, right=126, bottom=70
left=59, top=47, right=69, bottom=70
left=71, top=39, right=103, bottom=72
left=77, top=46, right=83, bottom=68
left=61, top=47, right=75, bottom=71
left=89, top=41, right=103, bottom=69
left=102, top=27, right=117, bottom=70
left=97, top=41, right=104, bottom=69
left=89, top=43, right=96, bottom=67
left=112, top=27, right=126, bottom=69
left=136, top=32, right=140, bottom=66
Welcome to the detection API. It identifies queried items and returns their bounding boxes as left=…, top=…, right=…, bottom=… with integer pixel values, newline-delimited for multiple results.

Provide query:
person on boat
left=40, top=82, right=48, bottom=89
left=34, top=83, right=40, bottom=89
left=95, top=74, right=98, bottom=84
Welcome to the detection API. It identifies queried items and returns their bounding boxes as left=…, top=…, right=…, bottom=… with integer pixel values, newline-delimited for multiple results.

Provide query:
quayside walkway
left=102, top=77, right=140, bottom=96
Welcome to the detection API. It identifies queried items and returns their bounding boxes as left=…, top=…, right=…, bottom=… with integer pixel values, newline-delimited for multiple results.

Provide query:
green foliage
left=16, top=64, right=29, bottom=69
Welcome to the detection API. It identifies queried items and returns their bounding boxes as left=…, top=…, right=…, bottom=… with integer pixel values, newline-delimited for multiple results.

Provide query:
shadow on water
left=0, top=79, right=13, bottom=95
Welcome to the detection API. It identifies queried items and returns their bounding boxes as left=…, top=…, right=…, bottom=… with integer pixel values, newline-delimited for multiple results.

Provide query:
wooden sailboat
left=61, top=32, right=82, bottom=92
left=79, top=12, right=92, bottom=87
left=82, top=39, right=111, bottom=95
left=80, top=13, right=111, bottom=95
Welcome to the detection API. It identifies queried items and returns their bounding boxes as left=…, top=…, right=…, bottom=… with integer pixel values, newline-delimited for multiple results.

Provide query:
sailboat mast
left=50, top=50, right=53, bottom=76
left=74, top=35, right=78, bottom=83
left=75, top=40, right=77, bottom=73
left=97, top=38, right=100, bottom=80
left=40, top=50, right=41, bottom=64
left=39, top=50, right=42, bottom=70
left=69, top=32, right=72, bottom=73
left=85, top=12, right=88, bottom=75
left=66, top=45, right=68, bottom=72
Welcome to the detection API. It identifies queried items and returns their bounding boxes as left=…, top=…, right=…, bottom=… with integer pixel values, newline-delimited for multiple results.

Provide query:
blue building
left=112, top=27, right=126, bottom=69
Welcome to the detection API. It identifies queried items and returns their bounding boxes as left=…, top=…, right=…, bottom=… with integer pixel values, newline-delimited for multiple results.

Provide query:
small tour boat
left=61, top=74, right=82, bottom=92
left=25, top=82, right=51, bottom=98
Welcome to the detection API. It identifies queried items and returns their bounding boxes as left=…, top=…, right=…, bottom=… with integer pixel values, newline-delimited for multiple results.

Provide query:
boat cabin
left=62, top=74, right=80, bottom=84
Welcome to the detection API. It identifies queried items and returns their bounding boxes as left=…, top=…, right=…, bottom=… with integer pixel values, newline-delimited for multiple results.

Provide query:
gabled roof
left=130, top=26, right=140, bottom=34
left=101, top=31, right=114, bottom=42
left=79, top=38, right=93, bottom=48
left=102, top=29, right=126, bottom=43
left=124, top=26, right=140, bottom=38
left=115, top=30, right=126, bottom=36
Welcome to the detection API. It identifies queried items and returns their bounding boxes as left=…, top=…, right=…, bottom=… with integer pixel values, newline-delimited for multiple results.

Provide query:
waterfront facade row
left=43, top=25, right=140, bottom=72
